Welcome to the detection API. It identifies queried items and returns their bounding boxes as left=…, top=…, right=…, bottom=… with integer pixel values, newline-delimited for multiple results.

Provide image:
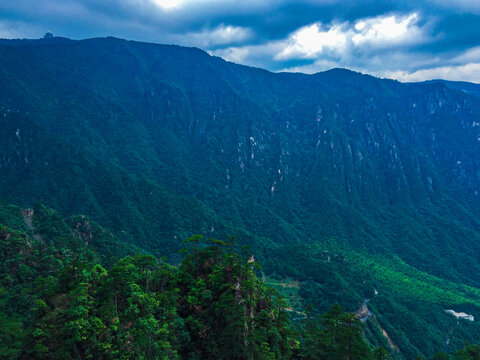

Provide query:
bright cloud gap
left=214, top=12, right=429, bottom=76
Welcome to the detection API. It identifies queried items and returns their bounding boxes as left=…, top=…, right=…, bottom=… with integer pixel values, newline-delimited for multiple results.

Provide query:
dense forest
left=0, top=200, right=479, bottom=359
left=0, top=200, right=362, bottom=359
left=1, top=37, right=480, bottom=358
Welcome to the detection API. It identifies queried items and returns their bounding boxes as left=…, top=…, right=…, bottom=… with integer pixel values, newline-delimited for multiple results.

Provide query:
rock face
left=356, top=303, right=371, bottom=323
left=445, top=309, right=475, bottom=321
left=0, top=37, right=480, bottom=288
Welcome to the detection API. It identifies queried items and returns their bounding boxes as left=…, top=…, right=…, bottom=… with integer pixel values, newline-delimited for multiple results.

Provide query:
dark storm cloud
left=1, top=0, right=480, bottom=82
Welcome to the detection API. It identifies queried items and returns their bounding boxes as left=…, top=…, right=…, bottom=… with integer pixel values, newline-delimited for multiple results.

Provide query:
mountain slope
left=1, top=36, right=480, bottom=358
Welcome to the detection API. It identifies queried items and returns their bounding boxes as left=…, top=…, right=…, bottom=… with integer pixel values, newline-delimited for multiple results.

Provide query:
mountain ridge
left=2, top=35, right=480, bottom=358
left=6, top=35, right=477, bottom=87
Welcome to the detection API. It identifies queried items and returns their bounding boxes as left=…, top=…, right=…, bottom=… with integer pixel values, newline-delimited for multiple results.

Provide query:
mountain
left=1, top=36, right=480, bottom=358
left=0, top=200, right=300, bottom=359
left=428, top=79, right=480, bottom=98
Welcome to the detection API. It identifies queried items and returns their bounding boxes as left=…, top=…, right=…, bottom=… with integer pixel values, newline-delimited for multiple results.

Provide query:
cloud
left=0, top=19, right=44, bottom=39
left=428, top=0, right=480, bottom=14
left=173, top=24, right=253, bottom=48
left=273, top=13, right=425, bottom=61
left=151, top=0, right=189, bottom=10
left=452, top=46, right=480, bottom=65
left=381, top=46, right=480, bottom=82
left=352, top=13, right=422, bottom=46
left=275, top=23, right=347, bottom=60
left=384, top=63, right=480, bottom=83
left=214, top=12, right=430, bottom=72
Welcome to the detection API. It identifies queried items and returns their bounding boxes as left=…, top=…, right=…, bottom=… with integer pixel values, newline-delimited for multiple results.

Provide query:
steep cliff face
left=0, top=37, right=480, bottom=286
left=3, top=37, right=480, bottom=358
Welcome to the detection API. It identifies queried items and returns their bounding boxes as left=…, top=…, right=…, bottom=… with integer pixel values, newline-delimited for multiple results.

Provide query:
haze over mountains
left=2, top=36, right=480, bottom=358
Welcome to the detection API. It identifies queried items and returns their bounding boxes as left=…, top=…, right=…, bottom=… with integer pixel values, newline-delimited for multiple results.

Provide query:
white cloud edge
left=213, top=12, right=430, bottom=69
left=383, top=63, right=480, bottom=83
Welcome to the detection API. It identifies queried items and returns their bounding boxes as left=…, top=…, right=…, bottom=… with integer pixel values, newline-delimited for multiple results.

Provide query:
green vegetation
left=0, top=201, right=479, bottom=359
left=1, top=37, right=480, bottom=358
left=348, top=252, right=480, bottom=307
left=0, top=201, right=386, bottom=360
left=265, top=276, right=304, bottom=313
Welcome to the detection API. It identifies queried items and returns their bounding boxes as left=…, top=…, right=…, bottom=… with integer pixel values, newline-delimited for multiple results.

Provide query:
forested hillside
left=1, top=200, right=479, bottom=359
left=0, top=200, right=375, bottom=359
left=1, top=36, right=480, bottom=358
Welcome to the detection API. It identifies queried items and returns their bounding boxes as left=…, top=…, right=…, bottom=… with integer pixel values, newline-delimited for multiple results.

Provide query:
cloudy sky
left=2, top=0, right=480, bottom=82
